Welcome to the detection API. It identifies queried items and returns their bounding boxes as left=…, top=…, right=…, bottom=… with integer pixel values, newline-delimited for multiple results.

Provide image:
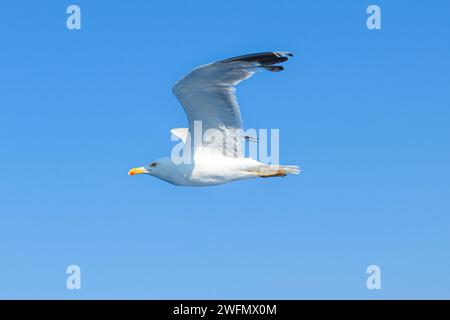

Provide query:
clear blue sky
left=0, top=0, right=449, bottom=299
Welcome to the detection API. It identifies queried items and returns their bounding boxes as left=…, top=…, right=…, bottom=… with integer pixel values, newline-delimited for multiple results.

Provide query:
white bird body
left=150, top=157, right=294, bottom=186
left=128, top=51, right=300, bottom=186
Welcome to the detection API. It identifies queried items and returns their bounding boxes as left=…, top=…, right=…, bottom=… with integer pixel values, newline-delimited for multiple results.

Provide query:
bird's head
left=128, top=157, right=191, bottom=185
left=128, top=161, right=160, bottom=177
left=128, top=157, right=175, bottom=178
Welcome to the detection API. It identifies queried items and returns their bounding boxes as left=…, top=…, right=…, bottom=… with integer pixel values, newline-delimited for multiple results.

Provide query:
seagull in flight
left=128, top=51, right=300, bottom=186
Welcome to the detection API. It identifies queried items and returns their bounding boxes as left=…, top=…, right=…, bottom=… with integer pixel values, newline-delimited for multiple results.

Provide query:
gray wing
left=172, top=51, right=293, bottom=158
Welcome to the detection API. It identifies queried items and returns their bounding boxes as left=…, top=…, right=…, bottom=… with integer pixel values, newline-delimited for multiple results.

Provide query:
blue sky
left=0, top=0, right=449, bottom=299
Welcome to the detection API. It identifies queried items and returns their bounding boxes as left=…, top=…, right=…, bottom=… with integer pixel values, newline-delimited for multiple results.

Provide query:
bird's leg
left=258, top=170, right=287, bottom=178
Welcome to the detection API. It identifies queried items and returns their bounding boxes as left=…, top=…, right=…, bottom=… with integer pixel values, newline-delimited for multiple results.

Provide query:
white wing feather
left=172, top=52, right=292, bottom=159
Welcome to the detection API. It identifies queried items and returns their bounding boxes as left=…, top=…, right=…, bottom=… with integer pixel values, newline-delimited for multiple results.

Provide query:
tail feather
left=278, top=165, right=301, bottom=175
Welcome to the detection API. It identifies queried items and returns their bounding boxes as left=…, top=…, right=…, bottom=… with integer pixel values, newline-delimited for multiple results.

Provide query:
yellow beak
left=128, top=167, right=147, bottom=176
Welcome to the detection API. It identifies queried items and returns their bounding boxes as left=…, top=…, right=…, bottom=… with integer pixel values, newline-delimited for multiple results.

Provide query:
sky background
left=0, top=0, right=449, bottom=299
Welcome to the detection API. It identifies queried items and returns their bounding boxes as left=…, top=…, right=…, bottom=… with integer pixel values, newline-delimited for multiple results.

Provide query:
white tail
left=278, top=165, right=301, bottom=175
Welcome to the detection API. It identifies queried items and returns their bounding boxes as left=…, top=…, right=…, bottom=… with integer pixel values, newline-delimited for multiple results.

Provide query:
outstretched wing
left=172, top=51, right=293, bottom=158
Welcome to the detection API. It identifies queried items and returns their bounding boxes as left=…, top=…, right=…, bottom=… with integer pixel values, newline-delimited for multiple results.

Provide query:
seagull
left=128, top=51, right=300, bottom=186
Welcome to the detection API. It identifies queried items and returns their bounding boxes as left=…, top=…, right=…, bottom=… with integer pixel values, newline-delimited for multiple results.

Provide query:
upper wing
left=172, top=51, right=293, bottom=158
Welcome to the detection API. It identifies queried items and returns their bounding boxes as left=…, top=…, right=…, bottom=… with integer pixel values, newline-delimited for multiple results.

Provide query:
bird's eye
left=150, top=162, right=157, bottom=167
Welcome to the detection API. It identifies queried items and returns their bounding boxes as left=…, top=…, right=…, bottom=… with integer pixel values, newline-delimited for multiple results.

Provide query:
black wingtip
left=263, top=65, right=284, bottom=72
left=221, top=51, right=293, bottom=66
